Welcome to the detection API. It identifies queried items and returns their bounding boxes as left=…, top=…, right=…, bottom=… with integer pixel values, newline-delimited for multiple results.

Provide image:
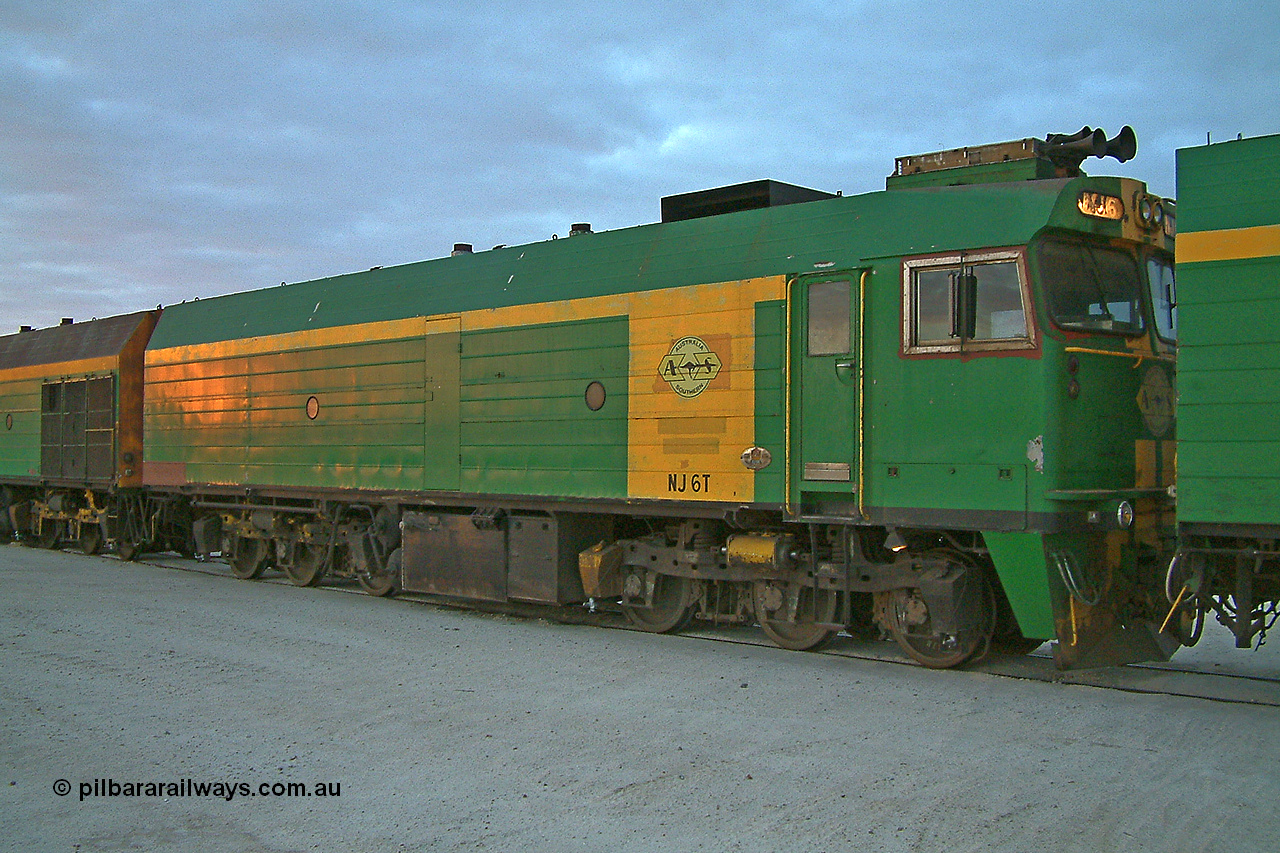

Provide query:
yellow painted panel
left=464, top=295, right=632, bottom=332
left=627, top=276, right=786, bottom=503
left=147, top=316, right=446, bottom=366
left=1177, top=223, right=1280, bottom=264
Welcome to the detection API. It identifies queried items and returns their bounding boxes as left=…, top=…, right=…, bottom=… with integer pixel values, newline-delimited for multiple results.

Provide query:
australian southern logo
left=658, top=336, right=722, bottom=398
left=1136, top=365, right=1174, bottom=438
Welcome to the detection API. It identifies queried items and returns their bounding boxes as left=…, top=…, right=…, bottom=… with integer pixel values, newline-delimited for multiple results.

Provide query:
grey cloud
left=1, top=0, right=1277, bottom=330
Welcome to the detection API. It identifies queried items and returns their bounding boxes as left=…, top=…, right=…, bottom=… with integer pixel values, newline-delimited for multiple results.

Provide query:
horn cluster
left=1043, top=126, right=1137, bottom=168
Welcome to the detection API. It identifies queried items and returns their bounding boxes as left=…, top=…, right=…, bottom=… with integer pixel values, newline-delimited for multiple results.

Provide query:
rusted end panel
left=116, top=310, right=160, bottom=488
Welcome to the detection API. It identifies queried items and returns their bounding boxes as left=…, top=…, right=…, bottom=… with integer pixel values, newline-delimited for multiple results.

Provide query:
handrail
left=857, top=269, right=870, bottom=521
left=1063, top=345, right=1174, bottom=368
left=784, top=277, right=793, bottom=516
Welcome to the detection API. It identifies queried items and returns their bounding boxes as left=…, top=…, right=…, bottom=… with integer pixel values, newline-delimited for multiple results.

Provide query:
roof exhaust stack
left=569, top=222, right=592, bottom=236
left=451, top=243, right=473, bottom=256
left=19, top=325, right=32, bottom=333
left=61, top=318, right=73, bottom=326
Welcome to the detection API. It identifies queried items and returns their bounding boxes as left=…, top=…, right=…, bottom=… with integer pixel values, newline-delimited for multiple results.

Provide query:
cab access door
left=791, top=273, right=861, bottom=515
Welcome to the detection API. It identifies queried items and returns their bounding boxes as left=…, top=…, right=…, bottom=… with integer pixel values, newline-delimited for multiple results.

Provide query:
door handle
left=835, top=360, right=856, bottom=379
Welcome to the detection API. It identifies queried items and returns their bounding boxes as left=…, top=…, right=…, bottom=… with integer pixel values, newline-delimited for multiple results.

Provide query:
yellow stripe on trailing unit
left=1177, top=223, right=1280, bottom=263
left=0, top=355, right=119, bottom=382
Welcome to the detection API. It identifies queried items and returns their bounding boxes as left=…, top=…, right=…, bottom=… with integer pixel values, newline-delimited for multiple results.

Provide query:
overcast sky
left=3, top=1, right=1278, bottom=332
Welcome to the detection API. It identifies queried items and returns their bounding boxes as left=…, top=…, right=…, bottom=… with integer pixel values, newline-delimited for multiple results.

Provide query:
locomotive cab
left=836, top=129, right=1183, bottom=668
left=1025, top=186, right=1179, bottom=666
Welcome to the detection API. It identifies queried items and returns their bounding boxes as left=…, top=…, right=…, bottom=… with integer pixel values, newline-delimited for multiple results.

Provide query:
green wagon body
left=1174, top=134, right=1280, bottom=646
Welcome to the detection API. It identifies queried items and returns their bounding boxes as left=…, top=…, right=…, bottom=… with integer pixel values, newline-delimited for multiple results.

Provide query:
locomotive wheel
left=358, top=547, right=401, bottom=597
left=1163, top=550, right=1206, bottom=647
left=1171, top=599, right=1205, bottom=647
left=37, top=520, right=61, bottom=550
left=79, top=524, right=103, bottom=556
left=884, top=579, right=995, bottom=669
left=622, top=572, right=695, bottom=633
left=284, top=543, right=326, bottom=587
left=753, top=580, right=841, bottom=651
left=229, top=537, right=270, bottom=580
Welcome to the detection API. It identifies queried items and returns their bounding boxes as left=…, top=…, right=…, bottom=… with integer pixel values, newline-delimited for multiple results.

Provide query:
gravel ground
left=2, top=542, right=1278, bottom=853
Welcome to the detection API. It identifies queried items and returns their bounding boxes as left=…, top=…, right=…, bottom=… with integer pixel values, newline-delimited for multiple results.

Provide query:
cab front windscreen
left=1035, top=238, right=1144, bottom=335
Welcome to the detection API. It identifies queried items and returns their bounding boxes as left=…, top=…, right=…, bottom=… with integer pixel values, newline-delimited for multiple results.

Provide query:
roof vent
left=569, top=222, right=592, bottom=236
left=61, top=318, right=73, bottom=325
left=451, top=243, right=473, bottom=256
left=19, top=325, right=32, bottom=333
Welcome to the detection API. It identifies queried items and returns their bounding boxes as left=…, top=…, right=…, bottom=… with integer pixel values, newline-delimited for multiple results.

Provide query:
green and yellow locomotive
left=1, top=127, right=1185, bottom=668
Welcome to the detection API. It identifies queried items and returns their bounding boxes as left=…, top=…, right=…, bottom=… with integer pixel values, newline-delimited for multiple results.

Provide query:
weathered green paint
left=1177, top=134, right=1280, bottom=233
left=1041, top=346, right=1150, bottom=491
left=146, top=336, right=431, bottom=490
left=792, top=273, right=859, bottom=501
left=0, top=378, right=40, bottom=478
left=148, top=179, right=1075, bottom=352
left=752, top=301, right=787, bottom=505
left=459, top=317, right=627, bottom=498
left=876, top=464, right=1028, bottom=517
left=983, top=531, right=1056, bottom=639
left=424, top=331, right=461, bottom=491
left=1176, top=134, right=1280, bottom=526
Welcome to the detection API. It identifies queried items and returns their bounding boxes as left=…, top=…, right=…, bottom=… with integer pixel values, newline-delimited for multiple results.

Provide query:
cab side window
left=903, top=249, right=1035, bottom=354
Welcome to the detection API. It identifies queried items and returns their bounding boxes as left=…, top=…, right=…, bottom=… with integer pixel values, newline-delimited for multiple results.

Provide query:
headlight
left=1086, top=499, right=1136, bottom=529
left=1135, top=193, right=1166, bottom=231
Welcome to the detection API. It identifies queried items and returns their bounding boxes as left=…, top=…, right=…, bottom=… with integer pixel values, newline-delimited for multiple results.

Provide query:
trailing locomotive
left=1166, top=133, right=1280, bottom=649
left=0, top=312, right=162, bottom=556
left=1, top=127, right=1185, bottom=669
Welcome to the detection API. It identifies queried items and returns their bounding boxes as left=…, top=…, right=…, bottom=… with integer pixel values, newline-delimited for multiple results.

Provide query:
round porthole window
left=585, top=381, right=606, bottom=411
left=306, top=395, right=320, bottom=420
